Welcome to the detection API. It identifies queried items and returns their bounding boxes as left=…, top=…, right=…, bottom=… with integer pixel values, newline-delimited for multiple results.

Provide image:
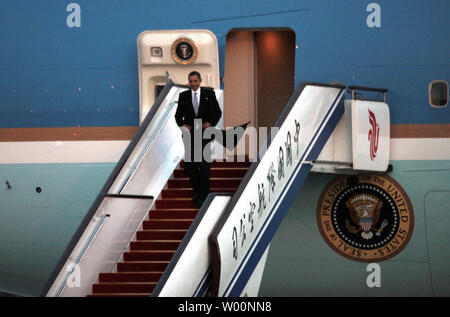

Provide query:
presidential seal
left=171, top=38, right=198, bottom=65
left=316, top=174, right=414, bottom=262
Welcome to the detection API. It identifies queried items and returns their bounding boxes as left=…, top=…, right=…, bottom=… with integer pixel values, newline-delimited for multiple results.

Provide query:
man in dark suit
left=175, top=71, right=222, bottom=208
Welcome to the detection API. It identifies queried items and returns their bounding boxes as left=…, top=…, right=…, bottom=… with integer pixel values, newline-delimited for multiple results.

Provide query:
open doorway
left=224, top=29, right=295, bottom=130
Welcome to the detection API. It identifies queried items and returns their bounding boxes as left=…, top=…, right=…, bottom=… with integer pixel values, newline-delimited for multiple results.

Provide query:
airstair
left=41, top=80, right=365, bottom=297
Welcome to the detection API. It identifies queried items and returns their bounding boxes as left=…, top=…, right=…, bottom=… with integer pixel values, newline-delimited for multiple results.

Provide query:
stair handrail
left=40, top=81, right=178, bottom=296
left=209, top=82, right=346, bottom=297
left=348, top=85, right=388, bottom=102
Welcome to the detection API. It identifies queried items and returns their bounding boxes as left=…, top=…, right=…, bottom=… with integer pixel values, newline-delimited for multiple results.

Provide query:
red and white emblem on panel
left=368, top=109, right=380, bottom=160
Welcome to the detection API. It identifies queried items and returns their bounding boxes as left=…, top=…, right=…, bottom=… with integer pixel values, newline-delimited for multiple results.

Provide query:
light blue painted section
left=0, top=163, right=115, bottom=296
left=0, top=160, right=449, bottom=296
left=425, top=190, right=450, bottom=296
left=1, top=160, right=449, bottom=296
left=259, top=160, right=450, bottom=296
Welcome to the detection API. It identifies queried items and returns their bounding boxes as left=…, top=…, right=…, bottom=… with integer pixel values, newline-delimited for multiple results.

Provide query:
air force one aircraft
left=0, top=1, right=449, bottom=297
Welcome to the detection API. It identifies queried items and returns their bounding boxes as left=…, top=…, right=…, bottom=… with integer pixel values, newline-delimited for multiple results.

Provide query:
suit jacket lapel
left=187, top=89, right=196, bottom=117
left=197, top=87, right=207, bottom=118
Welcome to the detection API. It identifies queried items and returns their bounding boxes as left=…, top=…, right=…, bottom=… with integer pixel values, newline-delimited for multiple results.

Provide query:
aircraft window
left=429, top=80, right=448, bottom=108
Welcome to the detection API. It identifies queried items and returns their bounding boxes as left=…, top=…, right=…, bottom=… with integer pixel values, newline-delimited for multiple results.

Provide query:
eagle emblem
left=171, top=38, right=198, bottom=65
left=316, top=174, right=414, bottom=262
left=345, top=193, right=385, bottom=240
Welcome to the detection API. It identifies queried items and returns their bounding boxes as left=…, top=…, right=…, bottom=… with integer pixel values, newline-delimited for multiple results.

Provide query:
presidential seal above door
left=316, top=173, right=414, bottom=262
left=171, top=38, right=198, bottom=64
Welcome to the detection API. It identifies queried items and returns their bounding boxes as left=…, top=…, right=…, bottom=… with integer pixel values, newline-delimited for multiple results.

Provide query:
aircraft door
left=137, top=30, right=220, bottom=123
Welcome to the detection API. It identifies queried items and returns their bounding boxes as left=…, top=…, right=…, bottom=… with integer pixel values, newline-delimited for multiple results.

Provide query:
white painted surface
left=137, top=29, right=220, bottom=122
left=351, top=100, right=390, bottom=170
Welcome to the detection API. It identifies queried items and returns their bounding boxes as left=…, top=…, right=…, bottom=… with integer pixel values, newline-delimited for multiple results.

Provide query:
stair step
left=129, top=240, right=181, bottom=251
left=148, top=209, right=198, bottom=219
left=161, top=188, right=236, bottom=198
left=92, top=282, right=156, bottom=293
left=155, top=199, right=197, bottom=209
left=168, top=178, right=242, bottom=188
left=142, top=219, right=193, bottom=230
left=136, top=229, right=187, bottom=240
left=173, top=168, right=247, bottom=178
left=117, top=261, right=170, bottom=272
left=99, top=272, right=163, bottom=283
left=123, top=251, right=175, bottom=262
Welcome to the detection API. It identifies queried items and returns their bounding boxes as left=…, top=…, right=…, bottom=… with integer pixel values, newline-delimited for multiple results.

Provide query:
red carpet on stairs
left=88, top=159, right=250, bottom=297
